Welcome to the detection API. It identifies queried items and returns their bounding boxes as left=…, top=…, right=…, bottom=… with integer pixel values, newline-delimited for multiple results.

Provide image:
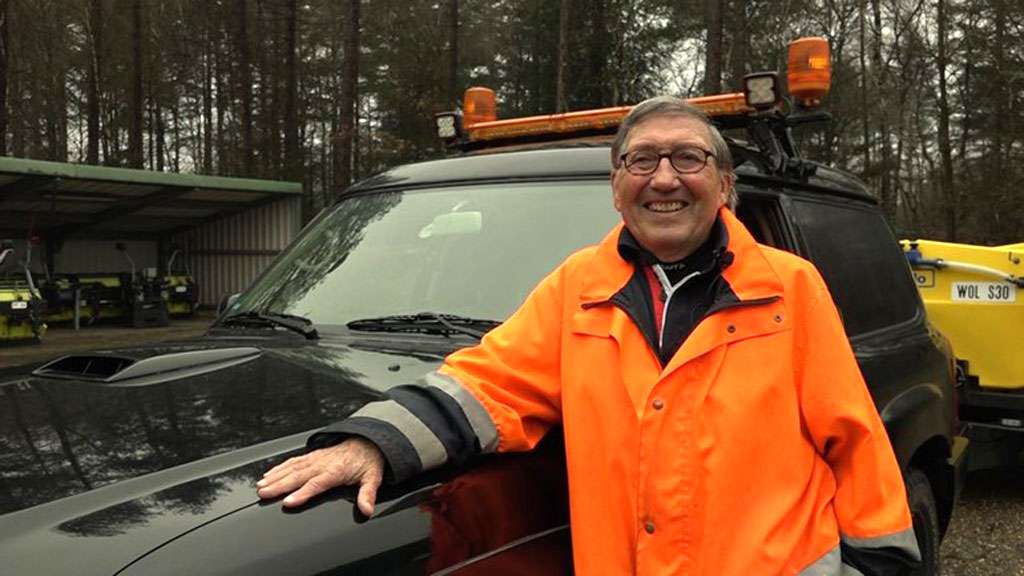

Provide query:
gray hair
left=611, top=96, right=737, bottom=210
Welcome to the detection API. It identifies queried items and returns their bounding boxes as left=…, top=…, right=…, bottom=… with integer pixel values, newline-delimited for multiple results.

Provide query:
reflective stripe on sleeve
left=348, top=399, right=448, bottom=471
left=423, top=371, right=500, bottom=453
left=840, top=528, right=921, bottom=561
left=795, top=545, right=870, bottom=576
left=797, top=545, right=841, bottom=576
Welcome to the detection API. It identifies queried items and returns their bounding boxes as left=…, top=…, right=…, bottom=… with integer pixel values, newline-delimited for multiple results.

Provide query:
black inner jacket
left=613, top=217, right=735, bottom=366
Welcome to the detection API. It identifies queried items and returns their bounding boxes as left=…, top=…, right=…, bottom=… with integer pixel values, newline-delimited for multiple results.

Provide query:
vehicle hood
left=0, top=334, right=447, bottom=575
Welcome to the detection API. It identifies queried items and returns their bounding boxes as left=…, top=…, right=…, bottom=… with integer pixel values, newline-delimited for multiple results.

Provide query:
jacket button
left=645, top=522, right=656, bottom=534
left=727, top=324, right=736, bottom=333
left=652, top=398, right=664, bottom=410
left=774, top=314, right=783, bottom=323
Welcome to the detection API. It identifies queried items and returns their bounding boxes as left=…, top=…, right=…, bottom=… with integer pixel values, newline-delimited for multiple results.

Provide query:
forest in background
left=0, top=0, right=1020, bottom=243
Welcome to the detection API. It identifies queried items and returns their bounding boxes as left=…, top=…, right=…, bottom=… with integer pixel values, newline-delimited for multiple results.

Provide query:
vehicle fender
left=879, top=382, right=953, bottom=471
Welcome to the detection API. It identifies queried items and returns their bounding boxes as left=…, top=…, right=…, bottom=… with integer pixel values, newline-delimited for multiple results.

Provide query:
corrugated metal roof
left=0, top=156, right=302, bottom=240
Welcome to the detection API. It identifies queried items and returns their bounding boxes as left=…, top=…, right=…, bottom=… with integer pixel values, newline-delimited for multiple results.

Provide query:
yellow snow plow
left=902, top=239, right=1024, bottom=466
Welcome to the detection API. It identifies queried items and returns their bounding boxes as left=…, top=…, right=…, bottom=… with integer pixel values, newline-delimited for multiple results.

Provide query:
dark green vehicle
left=0, top=44, right=966, bottom=575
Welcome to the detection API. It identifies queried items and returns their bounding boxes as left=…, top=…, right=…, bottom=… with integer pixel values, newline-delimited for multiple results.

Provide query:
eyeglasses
left=618, top=147, right=715, bottom=176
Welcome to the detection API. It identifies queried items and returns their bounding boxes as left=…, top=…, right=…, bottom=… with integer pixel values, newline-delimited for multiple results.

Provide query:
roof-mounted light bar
left=438, top=36, right=830, bottom=145
left=449, top=92, right=764, bottom=144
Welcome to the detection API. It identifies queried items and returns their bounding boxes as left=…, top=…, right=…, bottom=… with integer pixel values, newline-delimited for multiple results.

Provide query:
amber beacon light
left=787, top=37, right=831, bottom=108
left=463, top=87, right=497, bottom=126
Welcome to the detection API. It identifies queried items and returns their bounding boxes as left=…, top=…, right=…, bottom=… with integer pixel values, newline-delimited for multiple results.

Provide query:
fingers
left=258, top=458, right=311, bottom=491
left=262, top=454, right=311, bottom=481
left=356, top=464, right=383, bottom=517
left=256, top=440, right=386, bottom=514
left=282, top=473, right=335, bottom=508
left=256, top=467, right=311, bottom=500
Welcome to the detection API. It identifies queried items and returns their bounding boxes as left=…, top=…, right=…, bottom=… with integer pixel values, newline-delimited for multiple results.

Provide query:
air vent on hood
left=35, top=355, right=136, bottom=379
left=33, top=347, right=261, bottom=386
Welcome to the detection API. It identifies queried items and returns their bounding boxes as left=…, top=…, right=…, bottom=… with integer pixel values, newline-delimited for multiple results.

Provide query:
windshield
left=228, top=181, right=620, bottom=328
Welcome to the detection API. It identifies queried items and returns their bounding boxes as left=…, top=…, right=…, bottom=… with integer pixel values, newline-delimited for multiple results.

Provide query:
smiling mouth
left=646, top=201, right=687, bottom=213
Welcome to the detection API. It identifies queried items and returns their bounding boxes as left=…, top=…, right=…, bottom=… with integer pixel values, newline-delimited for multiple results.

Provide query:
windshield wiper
left=346, top=312, right=501, bottom=339
left=220, top=310, right=319, bottom=340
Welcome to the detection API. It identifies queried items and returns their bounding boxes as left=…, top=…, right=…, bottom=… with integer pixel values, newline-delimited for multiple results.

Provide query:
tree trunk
left=284, top=0, right=300, bottom=181
left=992, top=0, right=1006, bottom=178
left=284, top=0, right=308, bottom=218
left=703, top=0, right=724, bottom=93
left=86, top=0, right=102, bottom=164
left=936, top=0, right=956, bottom=240
left=555, top=0, right=569, bottom=112
left=7, top=0, right=19, bottom=158
left=237, top=0, right=254, bottom=175
left=155, top=100, right=165, bottom=171
left=332, top=0, right=359, bottom=197
left=0, top=0, right=8, bottom=156
left=728, top=0, right=746, bottom=90
left=171, top=103, right=180, bottom=172
left=202, top=26, right=213, bottom=174
left=215, top=33, right=228, bottom=175
left=448, top=0, right=459, bottom=109
left=870, top=0, right=894, bottom=220
left=859, top=0, right=870, bottom=173
left=128, top=0, right=144, bottom=168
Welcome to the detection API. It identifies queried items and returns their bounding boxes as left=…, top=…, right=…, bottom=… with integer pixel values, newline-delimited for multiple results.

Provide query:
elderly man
left=259, top=96, right=920, bottom=575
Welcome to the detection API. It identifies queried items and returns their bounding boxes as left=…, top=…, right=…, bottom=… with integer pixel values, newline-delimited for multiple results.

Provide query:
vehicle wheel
left=906, top=467, right=940, bottom=576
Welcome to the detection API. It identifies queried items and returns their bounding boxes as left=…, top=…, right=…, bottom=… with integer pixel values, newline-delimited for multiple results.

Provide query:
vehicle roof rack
left=436, top=37, right=833, bottom=181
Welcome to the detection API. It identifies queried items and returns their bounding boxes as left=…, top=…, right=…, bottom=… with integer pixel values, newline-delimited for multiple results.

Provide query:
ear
left=611, top=171, right=625, bottom=213
left=718, top=172, right=735, bottom=205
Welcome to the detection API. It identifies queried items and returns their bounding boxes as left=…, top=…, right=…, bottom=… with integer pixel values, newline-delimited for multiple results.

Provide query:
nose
left=649, top=156, right=680, bottom=190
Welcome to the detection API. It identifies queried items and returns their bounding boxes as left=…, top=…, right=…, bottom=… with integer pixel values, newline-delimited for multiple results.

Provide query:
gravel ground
left=941, top=460, right=1024, bottom=575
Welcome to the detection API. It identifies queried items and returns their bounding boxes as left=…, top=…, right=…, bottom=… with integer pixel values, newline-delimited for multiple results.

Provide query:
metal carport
left=0, top=156, right=303, bottom=307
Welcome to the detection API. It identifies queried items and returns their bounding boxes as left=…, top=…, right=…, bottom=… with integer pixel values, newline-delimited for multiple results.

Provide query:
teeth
left=647, top=202, right=684, bottom=212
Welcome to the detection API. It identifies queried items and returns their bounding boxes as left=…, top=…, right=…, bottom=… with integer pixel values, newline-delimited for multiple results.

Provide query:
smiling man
left=259, top=96, right=921, bottom=575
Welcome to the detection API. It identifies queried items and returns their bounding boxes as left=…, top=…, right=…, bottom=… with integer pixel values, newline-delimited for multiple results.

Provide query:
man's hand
left=257, top=437, right=385, bottom=517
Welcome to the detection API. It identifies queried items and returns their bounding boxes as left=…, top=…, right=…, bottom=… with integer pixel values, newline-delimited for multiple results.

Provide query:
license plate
left=951, top=282, right=1017, bottom=302
left=175, top=286, right=188, bottom=293
left=11, top=301, right=28, bottom=310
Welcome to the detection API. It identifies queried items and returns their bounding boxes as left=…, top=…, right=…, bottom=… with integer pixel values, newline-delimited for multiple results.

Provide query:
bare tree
left=936, top=0, right=956, bottom=239
left=870, top=0, right=894, bottom=219
left=236, top=0, right=254, bottom=175
left=129, top=0, right=144, bottom=168
left=703, top=0, right=724, bottom=93
left=727, top=0, right=746, bottom=90
left=555, top=0, right=569, bottom=112
left=86, top=0, right=102, bottom=164
left=333, top=0, right=360, bottom=196
left=0, top=0, right=8, bottom=156
left=448, top=0, right=459, bottom=109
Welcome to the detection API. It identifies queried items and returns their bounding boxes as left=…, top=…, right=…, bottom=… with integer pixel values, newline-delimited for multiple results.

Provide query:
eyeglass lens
left=624, top=148, right=709, bottom=175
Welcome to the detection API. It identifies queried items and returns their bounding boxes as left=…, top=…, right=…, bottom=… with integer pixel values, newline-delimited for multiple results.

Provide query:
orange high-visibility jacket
left=329, top=208, right=918, bottom=575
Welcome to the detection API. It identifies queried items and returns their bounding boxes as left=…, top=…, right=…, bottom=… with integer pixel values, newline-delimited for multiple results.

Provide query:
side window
left=789, top=198, right=919, bottom=336
left=735, top=192, right=790, bottom=249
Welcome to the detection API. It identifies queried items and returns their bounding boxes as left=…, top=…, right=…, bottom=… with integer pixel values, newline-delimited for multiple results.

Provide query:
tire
left=906, top=467, right=941, bottom=576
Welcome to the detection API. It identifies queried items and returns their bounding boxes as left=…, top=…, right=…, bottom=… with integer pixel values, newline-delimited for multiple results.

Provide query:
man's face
left=611, top=116, right=730, bottom=262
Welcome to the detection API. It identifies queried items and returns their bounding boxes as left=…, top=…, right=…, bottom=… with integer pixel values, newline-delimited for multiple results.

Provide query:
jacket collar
left=579, top=207, right=784, bottom=306
left=616, top=216, right=728, bottom=277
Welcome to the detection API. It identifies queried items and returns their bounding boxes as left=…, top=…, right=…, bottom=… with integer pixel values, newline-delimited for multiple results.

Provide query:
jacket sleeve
left=309, top=261, right=568, bottom=483
left=796, top=279, right=922, bottom=575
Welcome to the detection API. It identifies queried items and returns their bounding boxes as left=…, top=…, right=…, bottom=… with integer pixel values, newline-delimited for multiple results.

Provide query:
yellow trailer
left=902, top=239, right=1024, bottom=466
